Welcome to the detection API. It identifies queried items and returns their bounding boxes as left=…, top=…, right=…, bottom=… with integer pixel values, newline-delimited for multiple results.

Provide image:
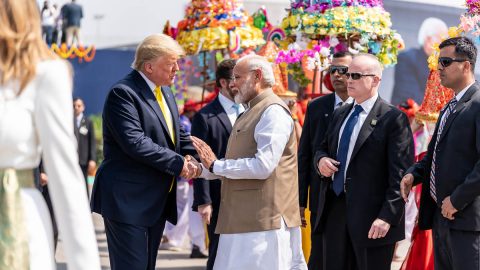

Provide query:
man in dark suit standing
left=401, top=36, right=480, bottom=270
left=315, top=53, right=414, bottom=270
left=391, top=17, right=447, bottom=105
left=73, top=97, right=96, bottom=192
left=297, top=51, right=352, bottom=269
left=191, top=59, right=243, bottom=269
left=91, top=34, right=200, bottom=270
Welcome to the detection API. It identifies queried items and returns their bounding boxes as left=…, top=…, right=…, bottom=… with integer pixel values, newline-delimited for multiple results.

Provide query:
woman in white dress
left=0, top=0, right=101, bottom=269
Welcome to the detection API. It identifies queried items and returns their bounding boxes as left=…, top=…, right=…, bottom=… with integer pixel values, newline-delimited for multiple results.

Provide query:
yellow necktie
left=154, top=86, right=175, bottom=142
left=154, top=87, right=176, bottom=193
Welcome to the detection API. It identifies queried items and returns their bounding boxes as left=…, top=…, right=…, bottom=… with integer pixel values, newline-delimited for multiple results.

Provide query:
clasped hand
left=180, top=155, right=202, bottom=179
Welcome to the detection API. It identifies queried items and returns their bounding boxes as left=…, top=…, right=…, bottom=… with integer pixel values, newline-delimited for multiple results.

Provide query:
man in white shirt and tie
left=191, top=59, right=245, bottom=269
left=315, top=53, right=414, bottom=270
left=192, top=55, right=307, bottom=270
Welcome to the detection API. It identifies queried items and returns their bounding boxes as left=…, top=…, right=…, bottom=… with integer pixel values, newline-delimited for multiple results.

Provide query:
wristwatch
left=208, top=160, right=216, bottom=173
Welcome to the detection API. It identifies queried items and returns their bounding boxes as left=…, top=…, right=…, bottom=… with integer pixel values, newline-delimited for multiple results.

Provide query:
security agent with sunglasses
left=315, top=53, right=414, bottom=270
left=401, top=36, right=480, bottom=270
left=298, top=51, right=353, bottom=269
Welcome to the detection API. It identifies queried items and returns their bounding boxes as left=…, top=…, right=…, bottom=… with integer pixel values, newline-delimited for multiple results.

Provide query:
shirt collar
left=455, top=82, right=474, bottom=102
left=354, top=92, right=378, bottom=115
left=218, top=92, right=236, bottom=112
left=138, top=71, right=157, bottom=92
left=334, top=93, right=353, bottom=107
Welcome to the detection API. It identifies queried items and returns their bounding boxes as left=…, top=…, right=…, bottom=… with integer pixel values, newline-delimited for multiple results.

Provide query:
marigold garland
left=51, top=43, right=96, bottom=63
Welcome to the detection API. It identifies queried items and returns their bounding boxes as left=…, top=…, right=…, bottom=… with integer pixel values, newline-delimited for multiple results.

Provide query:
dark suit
left=407, top=82, right=480, bottom=270
left=391, top=47, right=429, bottom=105
left=191, top=97, right=232, bottom=270
left=298, top=93, right=335, bottom=269
left=314, top=97, right=414, bottom=270
left=91, top=70, right=195, bottom=270
left=74, top=115, right=96, bottom=183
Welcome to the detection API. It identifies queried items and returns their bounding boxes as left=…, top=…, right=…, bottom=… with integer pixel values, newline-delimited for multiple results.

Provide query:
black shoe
left=190, top=245, right=208, bottom=259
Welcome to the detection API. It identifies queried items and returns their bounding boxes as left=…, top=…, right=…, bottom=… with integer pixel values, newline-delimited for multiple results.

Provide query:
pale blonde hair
left=0, top=0, right=57, bottom=92
left=132, top=34, right=185, bottom=71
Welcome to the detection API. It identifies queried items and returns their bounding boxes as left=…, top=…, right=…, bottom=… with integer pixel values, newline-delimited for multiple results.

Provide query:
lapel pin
left=324, top=114, right=329, bottom=117
left=371, top=119, right=377, bottom=126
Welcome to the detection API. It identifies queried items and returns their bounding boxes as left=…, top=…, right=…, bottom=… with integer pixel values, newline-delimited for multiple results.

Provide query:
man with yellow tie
left=91, top=33, right=201, bottom=270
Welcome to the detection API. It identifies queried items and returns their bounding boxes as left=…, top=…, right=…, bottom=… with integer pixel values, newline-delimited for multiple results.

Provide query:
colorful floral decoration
left=277, top=0, right=404, bottom=76
left=415, top=70, right=454, bottom=122
left=51, top=43, right=96, bottom=63
left=176, top=0, right=265, bottom=55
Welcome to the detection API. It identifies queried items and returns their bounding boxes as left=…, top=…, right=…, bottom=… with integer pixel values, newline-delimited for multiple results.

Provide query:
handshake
left=180, top=155, right=202, bottom=179
left=179, top=136, right=219, bottom=180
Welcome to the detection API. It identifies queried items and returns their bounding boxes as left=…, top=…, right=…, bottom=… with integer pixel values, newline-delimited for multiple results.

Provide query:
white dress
left=0, top=60, right=101, bottom=270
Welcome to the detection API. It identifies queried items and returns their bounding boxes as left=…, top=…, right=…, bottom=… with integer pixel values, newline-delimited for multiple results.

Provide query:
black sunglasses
left=328, top=65, right=348, bottom=75
left=345, top=72, right=376, bottom=80
left=438, top=57, right=469, bottom=68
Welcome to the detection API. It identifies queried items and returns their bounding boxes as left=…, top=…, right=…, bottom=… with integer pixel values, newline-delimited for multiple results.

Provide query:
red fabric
left=401, top=152, right=434, bottom=270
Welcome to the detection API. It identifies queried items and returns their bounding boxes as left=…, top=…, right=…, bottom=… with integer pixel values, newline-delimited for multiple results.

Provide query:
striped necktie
left=154, top=86, right=175, bottom=142
left=430, top=98, right=457, bottom=202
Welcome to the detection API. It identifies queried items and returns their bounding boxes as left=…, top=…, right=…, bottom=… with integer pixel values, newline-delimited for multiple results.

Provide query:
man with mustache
left=297, top=51, right=352, bottom=269
left=192, top=55, right=307, bottom=269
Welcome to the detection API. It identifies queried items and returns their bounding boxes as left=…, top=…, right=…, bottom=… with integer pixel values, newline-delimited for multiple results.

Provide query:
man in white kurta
left=192, top=55, right=307, bottom=270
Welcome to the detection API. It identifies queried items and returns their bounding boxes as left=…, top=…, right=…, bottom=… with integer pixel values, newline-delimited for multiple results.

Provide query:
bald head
left=352, top=53, right=383, bottom=77
left=347, top=53, right=382, bottom=104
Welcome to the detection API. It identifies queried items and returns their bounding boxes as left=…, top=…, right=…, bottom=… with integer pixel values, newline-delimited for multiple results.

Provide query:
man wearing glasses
left=401, top=37, right=480, bottom=270
left=297, top=51, right=352, bottom=269
left=315, top=53, right=414, bottom=270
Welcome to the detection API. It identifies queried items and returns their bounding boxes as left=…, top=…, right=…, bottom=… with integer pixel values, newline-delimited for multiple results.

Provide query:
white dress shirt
left=138, top=71, right=173, bottom=127
left=0, top=60, right=101, bottom=269
left=217, top=92, right=245, bottom=126
left=75, top=112, right=83, bottom=128
left=334, top=93, right=353, bottom=109
left=337, top=93, right=379, bottom=178
left=201, top=104, right=293, bottom=180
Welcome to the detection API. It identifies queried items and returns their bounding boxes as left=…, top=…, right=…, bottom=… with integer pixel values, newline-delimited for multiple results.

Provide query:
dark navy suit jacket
left=314, top=98, right=414, bottom=247
left=408, top=83, right=480, bottom=231
left=298, top=93, right=335, bottom=214
left=91, top=70, right=195, bottom=227
left=190, top=97, right=231, bottom=216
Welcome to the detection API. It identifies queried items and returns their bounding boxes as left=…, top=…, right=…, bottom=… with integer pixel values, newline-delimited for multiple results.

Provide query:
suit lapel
left=438, top=84, right=477, bottom=143
left=212, top=97, right=232, bottom=133
left=332, top=103, right=353, bottom=159
left=350, top=97, right=383, bottom=161
left=134, top=72, right=172, bottom=144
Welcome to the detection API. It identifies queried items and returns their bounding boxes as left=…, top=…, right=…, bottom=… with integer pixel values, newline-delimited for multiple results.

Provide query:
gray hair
left=417, top=17, right=448, bottom=46
left=237, top=55, right=275, bottom=87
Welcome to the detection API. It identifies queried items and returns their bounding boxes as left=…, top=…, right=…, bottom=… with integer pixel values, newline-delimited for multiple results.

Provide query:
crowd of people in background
left=40, top=0, right=83, bottom=46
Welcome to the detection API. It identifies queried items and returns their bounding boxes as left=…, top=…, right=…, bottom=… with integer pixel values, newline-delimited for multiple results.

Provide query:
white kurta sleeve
left=34, top=60, right=101, bottom=270
left=213, top=104, right=294, bottom=180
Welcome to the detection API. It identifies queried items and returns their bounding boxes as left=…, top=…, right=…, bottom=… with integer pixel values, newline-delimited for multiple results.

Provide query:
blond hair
left=132, top=34, right=185, bottom=71
left=0, top=0, right=57, bottom=93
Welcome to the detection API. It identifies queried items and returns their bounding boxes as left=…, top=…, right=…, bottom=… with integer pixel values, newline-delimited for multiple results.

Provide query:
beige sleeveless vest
left=215, top=89, right=301, bottom=234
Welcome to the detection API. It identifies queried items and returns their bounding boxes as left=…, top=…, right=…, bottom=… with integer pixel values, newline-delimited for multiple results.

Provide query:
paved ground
left=55, top=213, right=207, bottom=270
left=55, top=213, right=408, bottom=270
